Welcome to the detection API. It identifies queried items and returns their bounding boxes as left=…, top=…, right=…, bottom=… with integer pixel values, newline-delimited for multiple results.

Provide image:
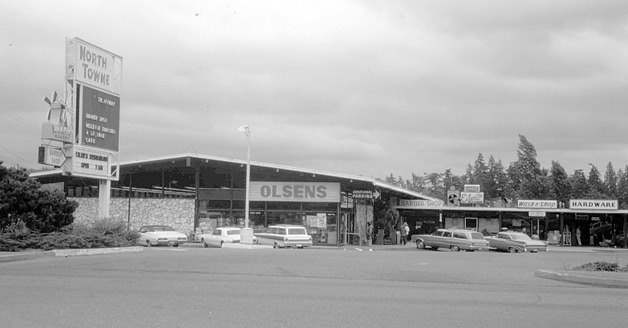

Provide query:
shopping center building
left=31, top=153, right=437, bottom=246
left=31, top=153, right=628, bottom=248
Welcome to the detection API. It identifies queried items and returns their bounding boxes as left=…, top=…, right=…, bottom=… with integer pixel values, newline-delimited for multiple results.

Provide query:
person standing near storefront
left=366, top=222, right=373, bottom=246
left=401, top=222, right=409, bottom=245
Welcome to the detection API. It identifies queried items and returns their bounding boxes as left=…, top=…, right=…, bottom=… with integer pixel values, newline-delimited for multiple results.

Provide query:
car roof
left=217, top=227, right=241, bottom=231
left=269, top=224, right=306, bottom=228
left=499, top=231, right=525, bottom=235
left=440, top=228, right=476, bottom=233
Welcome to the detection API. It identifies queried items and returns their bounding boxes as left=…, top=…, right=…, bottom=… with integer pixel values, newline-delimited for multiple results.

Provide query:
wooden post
left=559, top=213, right=564, bottom=246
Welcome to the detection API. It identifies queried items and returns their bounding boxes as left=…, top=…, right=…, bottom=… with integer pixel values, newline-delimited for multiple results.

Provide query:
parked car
left=412, top=228, right=489, bottom=252
left=138, top=225, right=188, bottom=247
left=255, top=224, right=313, bottom=248
left=197, top=227, right=257, bottom=247
left=486, top=231, right=548, bottom=253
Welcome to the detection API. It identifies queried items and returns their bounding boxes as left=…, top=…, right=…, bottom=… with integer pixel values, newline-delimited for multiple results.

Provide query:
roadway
left=1, top=246, right=627, bottom=328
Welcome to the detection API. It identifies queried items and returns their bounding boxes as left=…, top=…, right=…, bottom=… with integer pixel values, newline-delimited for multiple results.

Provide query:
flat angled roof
left=30, top=152, right=436, bottom=201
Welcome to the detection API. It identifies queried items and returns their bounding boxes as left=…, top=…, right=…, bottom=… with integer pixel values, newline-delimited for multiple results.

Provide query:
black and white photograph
left=1, top=1, right=627, bottom=327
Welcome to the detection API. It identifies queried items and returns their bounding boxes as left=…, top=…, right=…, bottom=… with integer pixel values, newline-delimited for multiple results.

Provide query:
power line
left=0, top=144, right=36, bottom=168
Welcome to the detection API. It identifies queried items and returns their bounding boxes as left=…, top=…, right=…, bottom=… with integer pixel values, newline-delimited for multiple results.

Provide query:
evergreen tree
left=442, top=169, right=462, bottom=191
left=587, top=164, right=605, bottom=198
left=570, top=169, right=588, bottom=198
left=509, top=135, right=547, bottom=198
left=549, top=161, right=570, bottom=205
left=407, top=173, right=427, bottom=194
left=472, top=153, right=489, bottom=189
left=462, top=163, right=474, bottom=185
left=424, top=172, right=445, bottom=199
left=603, top=161, right=618, bottom=197
left=384, top=173, right=396, bottom=185
left=617, top=167, right=628, bottom=209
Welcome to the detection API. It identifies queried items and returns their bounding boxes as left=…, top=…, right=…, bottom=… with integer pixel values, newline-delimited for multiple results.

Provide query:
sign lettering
left=569, top=199, right=618, bottom=210
left=517, top=200, right=557, bottom=209
left=250, top=182, right=340, bottom=203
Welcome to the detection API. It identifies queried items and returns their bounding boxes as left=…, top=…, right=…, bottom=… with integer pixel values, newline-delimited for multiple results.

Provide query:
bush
left=0, top=220, right=40, bottom=251
left=0, top=218, right=140, bottom=251
left=572, top=261, right=621, bottom=272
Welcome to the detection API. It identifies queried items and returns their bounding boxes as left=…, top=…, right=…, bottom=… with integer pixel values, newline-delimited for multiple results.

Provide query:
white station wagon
left=255, top=224, right=313, bottom=248
left=197, top=227, right=252, bottom=248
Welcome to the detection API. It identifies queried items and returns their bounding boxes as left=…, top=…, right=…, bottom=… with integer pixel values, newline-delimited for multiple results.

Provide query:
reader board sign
left=517, top=200, right=557, bottom=209
left=461, top=192, right=484, bottom=204
left=80, top=85, right=120, bottom=151
left=66, top=38, right=122, bottom=95
left=569, top=199, right=618, bottom=210
left=249, top=182, right=340, bottom=203
left=62, top=145, right=117, bottom=180
left=398, top=199, right=445, bottom=207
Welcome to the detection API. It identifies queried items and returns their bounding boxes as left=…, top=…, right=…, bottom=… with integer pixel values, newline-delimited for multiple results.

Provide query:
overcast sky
left=1, top=0, right=627, bottom=180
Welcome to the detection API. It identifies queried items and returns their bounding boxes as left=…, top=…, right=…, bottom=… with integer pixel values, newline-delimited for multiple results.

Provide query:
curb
left=535, top=270, right=628, bottom=289
left=51, top=246, right=144, bottom=257
left=0, top=247, right=144, bottom=263
left=222, top=243, right=273, bottom=250
left=0, top=251, right=54, bottom=263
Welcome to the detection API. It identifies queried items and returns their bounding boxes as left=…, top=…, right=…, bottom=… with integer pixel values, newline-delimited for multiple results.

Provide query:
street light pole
left=238, top=125, right=254, bottom=244
left=244, top=126, right=251, bottom=229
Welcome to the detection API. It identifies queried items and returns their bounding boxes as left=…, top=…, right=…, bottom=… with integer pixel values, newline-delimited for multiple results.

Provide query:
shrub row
left=572, top=261, right=628, bottom=272
left=0, top=219, right=140, bottom=252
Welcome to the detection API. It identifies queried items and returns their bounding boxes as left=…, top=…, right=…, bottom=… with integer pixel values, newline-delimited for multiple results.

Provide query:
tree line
left=382, top=135, right=628, bottom=209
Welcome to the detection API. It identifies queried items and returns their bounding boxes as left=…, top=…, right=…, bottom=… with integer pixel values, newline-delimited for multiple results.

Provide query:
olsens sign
left=249, top=182, right=340, bottom=203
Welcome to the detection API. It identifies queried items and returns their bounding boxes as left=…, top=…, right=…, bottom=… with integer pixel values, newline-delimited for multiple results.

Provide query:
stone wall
left=70, top=198, right=195, bottom=234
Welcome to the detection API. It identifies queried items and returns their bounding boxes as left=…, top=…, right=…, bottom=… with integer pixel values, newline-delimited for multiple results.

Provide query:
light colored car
left=197, top=227, right=257, bottom=248
left=255, top=224, right=313, bottom=248
left=486, top=231, right=548, bottom=253
left=138, top=225, right=188, bottom=247
left=412, top=228, right=489, bottom=252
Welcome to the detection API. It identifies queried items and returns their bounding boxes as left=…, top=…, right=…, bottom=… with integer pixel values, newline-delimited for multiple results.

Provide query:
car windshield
left=288, top=228, right=306, bottom=235
left=227, top=230, right=241, bottom=236
left=511, top=233, right=531, bottom=241
left=471, top=232, right=485, bottom=240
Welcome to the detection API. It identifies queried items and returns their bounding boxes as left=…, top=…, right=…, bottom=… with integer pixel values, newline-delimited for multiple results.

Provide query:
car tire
left=273, top=242, right=278, bottom=249
left=508, top=247, right=517, bottom=253
left=173, top=244, right=179, bottom=247
left=416, top=240, right=425, bottom=249
left=201, top=238, right=208, bottom=248
left=220, top=241, right=224, bottom=248
left=146, top=240, right=152, bottom=247
left=450, top=245, right=460, bottom=252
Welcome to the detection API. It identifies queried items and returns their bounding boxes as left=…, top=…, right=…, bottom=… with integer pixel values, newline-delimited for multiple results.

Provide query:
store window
left=266, top=202, right=300, bottom=211
left=304, top=213, right=338, bottom=245
left=465, top=217, right=478, bottom=231
left=303, top=202, right=337, bottom=211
